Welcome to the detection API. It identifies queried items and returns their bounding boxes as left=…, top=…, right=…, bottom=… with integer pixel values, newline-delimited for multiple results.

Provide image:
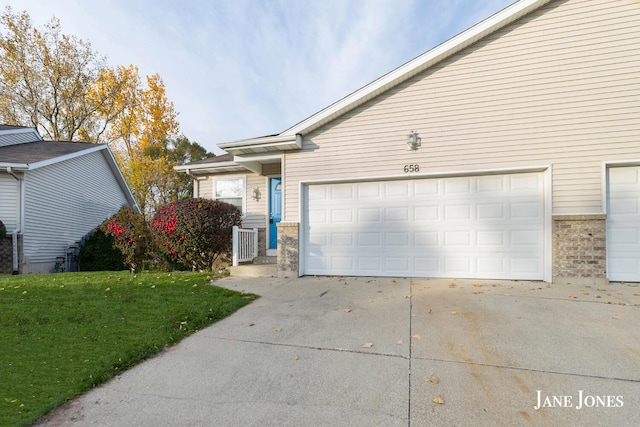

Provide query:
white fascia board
left=0, top=163, right=29, bottom=170
left=28, top=143, right=106, bottom=170
left=218, top=134, right=301, bottom=154
left=281, top=0, right=552, bottom=136
left=174, top=161, right=246, bottom=174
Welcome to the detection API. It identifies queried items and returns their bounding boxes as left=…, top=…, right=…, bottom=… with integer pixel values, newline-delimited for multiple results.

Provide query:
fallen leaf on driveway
left=396, top=340, right=403, bottom=345
left=412, top=334, right=421, bottom=339
left=294, top=355, right=300, bottom=360
left=568, top=295, right=577, bottom=299
left=343, top=308, right=351, bottom=313
left=450, top=311, right=457, bottom=315
left=430, top=376, right=439, bottom=384
left=249, top=322, right=255, bottom=326
left=429, top=308, right=433, bottom=314
left=362, top=342, right=374, bottom=348
left=405, top=295, right=411, bottom=298
left=433, top=396, right=444, bottom=404
left=473, top=284, right=482, bottom=287
left=612, top=315, right=621, bottom=320
left=274, top=328, right=282, bottom=332
left=449, top=284, right=456, bottom=288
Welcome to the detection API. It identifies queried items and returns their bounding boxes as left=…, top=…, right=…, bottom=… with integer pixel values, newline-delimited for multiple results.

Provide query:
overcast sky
left=4, top=0, right=515, bottom=154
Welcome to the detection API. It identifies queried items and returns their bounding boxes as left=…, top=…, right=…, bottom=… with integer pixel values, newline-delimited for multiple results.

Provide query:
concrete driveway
left=37, top=276, right=640, bottom=426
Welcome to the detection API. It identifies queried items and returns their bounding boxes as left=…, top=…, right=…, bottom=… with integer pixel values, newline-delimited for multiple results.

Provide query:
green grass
left=0, top=271, right=259, bottom=427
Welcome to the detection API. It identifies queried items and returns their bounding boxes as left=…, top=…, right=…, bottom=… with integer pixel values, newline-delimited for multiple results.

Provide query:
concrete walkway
left=37, top=276, right=640, bottom=426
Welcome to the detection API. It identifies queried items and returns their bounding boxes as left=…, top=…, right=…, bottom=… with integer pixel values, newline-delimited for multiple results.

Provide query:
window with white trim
left=214, top=177, right=244, bottom=214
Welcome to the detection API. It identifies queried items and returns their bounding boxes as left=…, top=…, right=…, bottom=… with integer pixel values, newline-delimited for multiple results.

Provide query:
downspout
left=185, top=168, right=201, bottom=197
left=12, top=231, right=19, bottom=274
left=6, top=167, right=21, bottom=274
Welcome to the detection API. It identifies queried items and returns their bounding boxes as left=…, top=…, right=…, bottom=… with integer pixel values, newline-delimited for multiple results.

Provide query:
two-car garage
left=302, top=171, right=547, bottom=280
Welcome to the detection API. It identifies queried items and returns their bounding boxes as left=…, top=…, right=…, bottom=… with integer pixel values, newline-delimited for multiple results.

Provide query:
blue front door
left=269, top=177, right=282, bottom=249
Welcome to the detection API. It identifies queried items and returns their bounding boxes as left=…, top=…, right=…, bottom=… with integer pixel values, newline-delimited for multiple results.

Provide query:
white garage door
left=607, top=166, right=640, bottom=282
left=303, top=172, right=545, bottom=279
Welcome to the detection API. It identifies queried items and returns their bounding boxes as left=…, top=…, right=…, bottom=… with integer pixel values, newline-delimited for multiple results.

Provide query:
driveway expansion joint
left=208, top=336, right=410, bottom=359
left=412, top=356, right=640, bottom=383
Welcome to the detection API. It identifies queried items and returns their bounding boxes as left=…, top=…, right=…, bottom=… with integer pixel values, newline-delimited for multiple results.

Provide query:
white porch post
left=232, top=225, right=239, bottom=267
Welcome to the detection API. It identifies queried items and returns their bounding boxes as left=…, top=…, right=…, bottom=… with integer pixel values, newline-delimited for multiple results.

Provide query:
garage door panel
left=415, top=232, right=439, bottom=246
left=445, top=205, right=471, bottom=220
left=477, top=257, right=506, bottom=272
left=609, top=228, right=637, bottom=244
left=609, top=199, right=638, bottom=215
left=358, top=232, right=381, bottom=247
left=385, top=181, right=410, bottom=197
left=511, top=258, right=541, bottom=274
left=510, top=230, right=541, bottom=246
left=357, top=183, right=381, bottom=198
left=445, top=178, right=471, bottom=194
left=304, top=172, right=545, bottom=279
left=477, top=231, right=505, bottom=246
left=358, top=208, right=380, bottom=222
left=414, top=206, right=440, bottom=221
left=385, top=232, right=410, bottom=246
left=414, top=180, right=439, bottom=195
left=477, top=203, right=505, bottom=219
left=607, top=166, right=640, bottom=282
left=385, top=207, right=409, bottom=221
left=331, top=233, right=353, bottom=247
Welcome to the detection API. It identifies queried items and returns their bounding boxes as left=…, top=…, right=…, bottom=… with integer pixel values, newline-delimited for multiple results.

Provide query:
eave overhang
left=217, top=134, right=302, bottom=155
left=174, top=161, right=247, bottom=175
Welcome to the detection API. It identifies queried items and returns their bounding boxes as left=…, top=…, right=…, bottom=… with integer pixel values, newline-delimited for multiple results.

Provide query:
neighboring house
left=177, top=0, right=640, bottom=285
left=0, top=125, right=139, bottom=274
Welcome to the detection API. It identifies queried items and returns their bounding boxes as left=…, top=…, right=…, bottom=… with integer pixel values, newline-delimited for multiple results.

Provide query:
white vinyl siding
left=22, top=151, right=130, bottom=273
left=0, top=173, right=20, bottom=231
left=283, top=0, right=640, bottom=221
left=243, top=174, right=267, bottom=229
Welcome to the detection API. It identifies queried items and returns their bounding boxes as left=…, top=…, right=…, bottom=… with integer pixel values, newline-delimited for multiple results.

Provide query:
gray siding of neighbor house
left=0, top=173, right=20, bottom=232
left=0, top=129, right=40, bottom=147
left=282, top=0, right=640, bottom=222
left=22, top=150, right=131, bottom=273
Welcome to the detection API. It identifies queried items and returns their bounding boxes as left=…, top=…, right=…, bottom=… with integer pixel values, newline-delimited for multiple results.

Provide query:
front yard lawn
left=0, top=271, right=258, bottom=427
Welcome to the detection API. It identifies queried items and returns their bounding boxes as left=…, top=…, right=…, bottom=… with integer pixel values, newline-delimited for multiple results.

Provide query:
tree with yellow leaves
left=0, top=7, right=213, bottom=214
left=0, top=7, right=115, bottom=141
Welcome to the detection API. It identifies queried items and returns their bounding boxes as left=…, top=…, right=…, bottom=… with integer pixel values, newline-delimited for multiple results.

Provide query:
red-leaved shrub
left=101, top=207, right=150, bottom=273
left=151, top=198, right=241, bottom=270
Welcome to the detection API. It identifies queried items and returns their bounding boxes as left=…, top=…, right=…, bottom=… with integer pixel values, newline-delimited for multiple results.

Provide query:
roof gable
left=218, top=0, right=552, bottom=155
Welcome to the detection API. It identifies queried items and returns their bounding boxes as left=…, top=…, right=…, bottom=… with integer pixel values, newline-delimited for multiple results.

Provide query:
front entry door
left=269, top=177, right=282, bottom=249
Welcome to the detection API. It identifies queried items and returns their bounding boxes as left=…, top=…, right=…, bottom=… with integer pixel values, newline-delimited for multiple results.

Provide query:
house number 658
left=404, top=164, right=420, bottom=173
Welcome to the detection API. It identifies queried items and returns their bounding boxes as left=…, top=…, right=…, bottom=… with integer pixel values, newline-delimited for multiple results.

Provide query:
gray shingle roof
left=0, top=140, right=98, bottom=165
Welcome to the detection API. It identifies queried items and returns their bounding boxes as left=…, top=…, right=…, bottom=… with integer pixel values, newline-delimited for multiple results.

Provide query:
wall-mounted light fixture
left=252, top=187, right=261, bottom=201
left=407, top=130, right=421, bottom=151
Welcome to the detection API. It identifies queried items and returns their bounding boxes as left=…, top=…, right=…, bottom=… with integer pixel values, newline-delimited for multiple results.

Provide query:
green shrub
left=151, top=198, right=241, bottom=270
left=0, top=220, right=6, bottom=240
left=78, top=229, right=126, bottom=271
left=101, top=208, right=151, bottom=273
